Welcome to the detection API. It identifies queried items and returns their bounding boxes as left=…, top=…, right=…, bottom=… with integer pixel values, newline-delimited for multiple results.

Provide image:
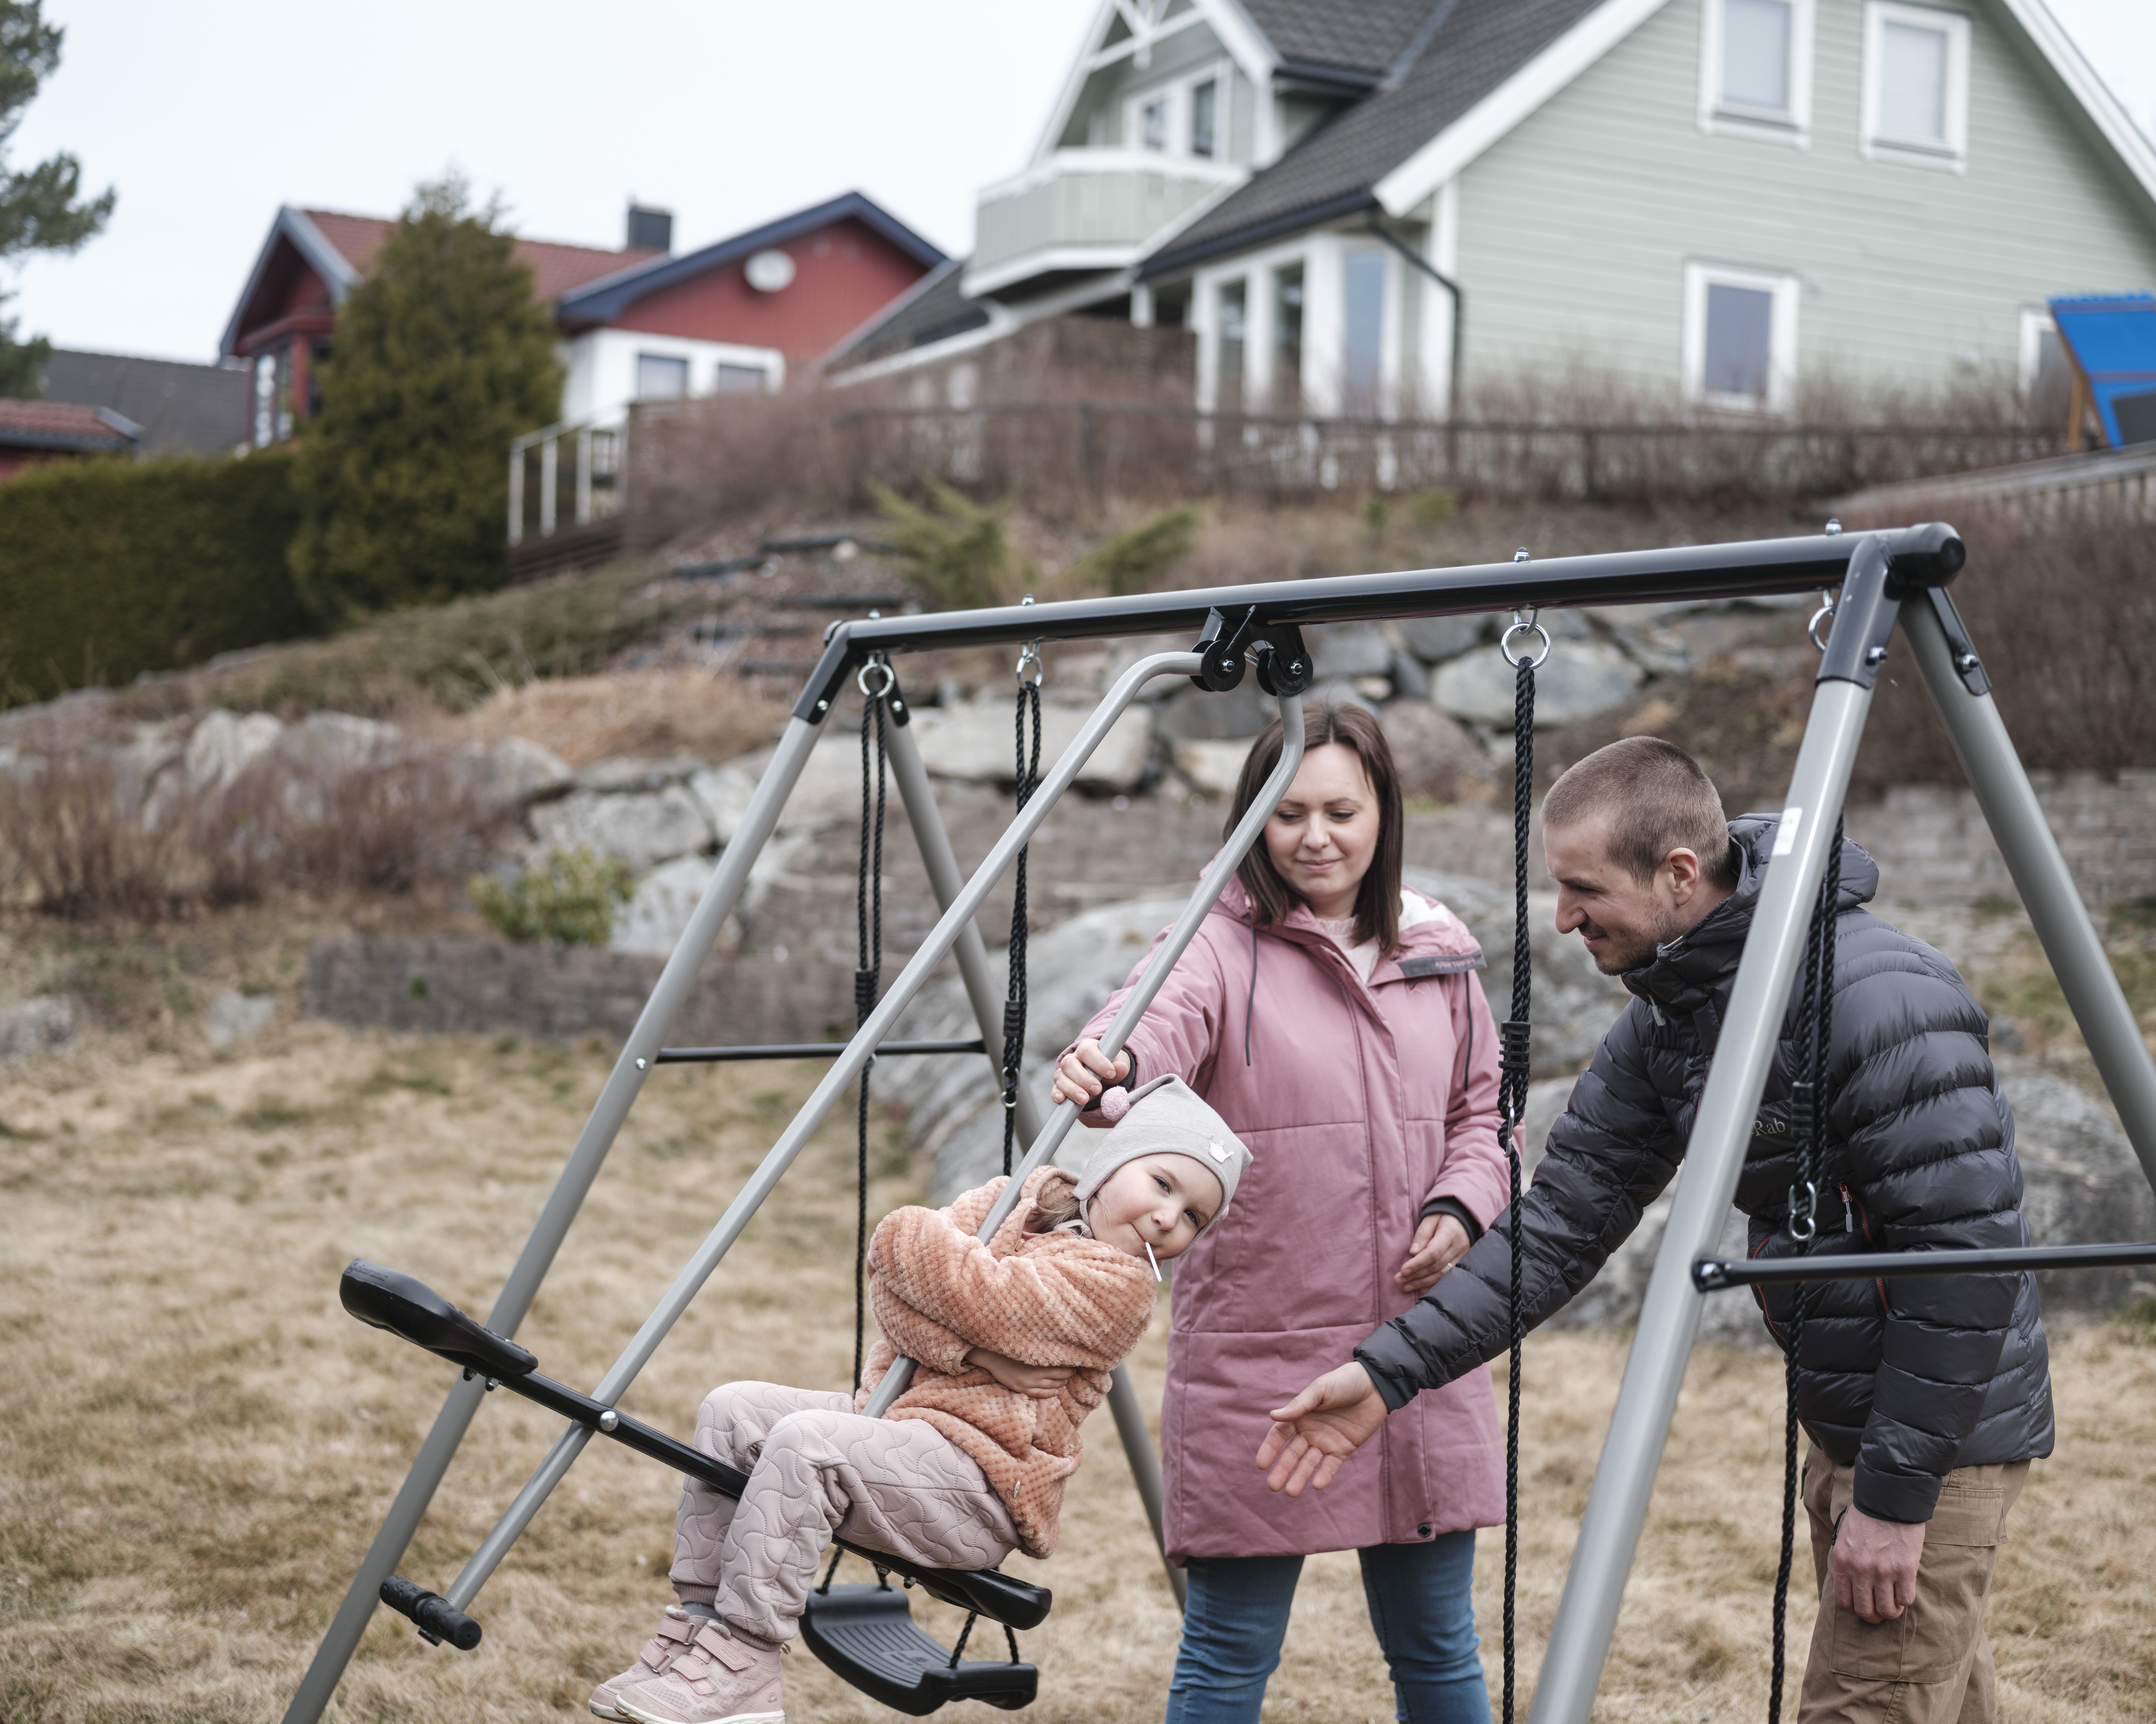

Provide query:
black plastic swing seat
left=801, top=1585, right=1039, bottom=1715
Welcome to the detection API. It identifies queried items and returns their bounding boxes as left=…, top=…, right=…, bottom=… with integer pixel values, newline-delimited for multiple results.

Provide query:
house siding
left=1061, top=21, right=1243, bottom=162
left=1453, top=0, right=2156, bottom=398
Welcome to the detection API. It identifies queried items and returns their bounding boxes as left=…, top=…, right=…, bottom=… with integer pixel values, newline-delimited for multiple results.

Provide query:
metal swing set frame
left=288, top=519, right=2156, bottom=1724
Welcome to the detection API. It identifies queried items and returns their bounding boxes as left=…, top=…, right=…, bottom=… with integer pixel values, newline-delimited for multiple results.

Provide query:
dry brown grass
left=447, top=670, right=789, bottom=770
left=3, top=1020, right=2152, bottom=1722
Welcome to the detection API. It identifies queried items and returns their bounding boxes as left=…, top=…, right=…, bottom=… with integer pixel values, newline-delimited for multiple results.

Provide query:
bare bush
left=0, top=732, right=507, bottom=921
left=1851, top=490, right=2156, bottom=790
left=0, top=750, right=185, bottom=919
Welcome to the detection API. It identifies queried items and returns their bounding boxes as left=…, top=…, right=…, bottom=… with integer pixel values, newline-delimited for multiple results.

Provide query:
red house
left=219, top=193, right=945, bottom=446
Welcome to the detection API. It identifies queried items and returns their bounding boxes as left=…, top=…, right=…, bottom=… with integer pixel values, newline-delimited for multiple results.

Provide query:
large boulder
left=0, top=995, right=76, bottom=1060
left=1393, top=615, right=1485, bottom=665
left=610, top=853, right=742, bottom=957
left=1303, top=622, right=1395, bottom=680
left=909, top=696, right=1154, bottom=792
left=1157, top=683, right=1281, bottom=742
left=185, top=710, right=284, bottom=794
left=529, top=785, right=715, bottom=872
left=1379, top=701, right=1492, bottom=803
left=457, top=737, right=573, bottom=812
left=1433, top=639, right=1643, bottom=728
left=1998, top=1060, right=2156, bottom=1310
left=883, top=894, right=1190, bottom=1201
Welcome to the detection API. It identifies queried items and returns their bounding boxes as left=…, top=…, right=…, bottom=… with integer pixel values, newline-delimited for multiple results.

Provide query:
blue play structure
left=2048, top=292, right=2156, bottom=449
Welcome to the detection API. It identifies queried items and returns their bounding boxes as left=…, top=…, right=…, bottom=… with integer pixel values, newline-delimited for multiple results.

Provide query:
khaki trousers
left=669, top=1380, right=1017, bottom=1643
left=1798, top=1445, right=2029, bottom=1724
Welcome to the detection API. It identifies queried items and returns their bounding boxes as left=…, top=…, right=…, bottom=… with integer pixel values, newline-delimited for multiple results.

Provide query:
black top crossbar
left=790, top=523, right=1963, bottom=720
left=1693, top=1239, right=2156, bottom=1291
left=657, top=1039, right=987, bottom=1065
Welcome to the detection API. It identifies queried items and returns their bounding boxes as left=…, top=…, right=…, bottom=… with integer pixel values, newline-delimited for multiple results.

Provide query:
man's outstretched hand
left=1255, top=1362, right=1389, bottom=1496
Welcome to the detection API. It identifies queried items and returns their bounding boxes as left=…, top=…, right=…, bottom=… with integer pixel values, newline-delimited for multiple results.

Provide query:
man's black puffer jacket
left=1356, top=816, right=2053, bottom=1524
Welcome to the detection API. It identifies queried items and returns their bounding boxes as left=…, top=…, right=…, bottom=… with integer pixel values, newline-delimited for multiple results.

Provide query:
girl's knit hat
left=1073, top=1074, right=1252, bottom=1226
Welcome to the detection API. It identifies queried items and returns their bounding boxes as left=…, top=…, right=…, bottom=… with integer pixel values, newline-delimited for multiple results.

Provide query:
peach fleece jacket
left=858, top=1164, right=1157, bottom=1559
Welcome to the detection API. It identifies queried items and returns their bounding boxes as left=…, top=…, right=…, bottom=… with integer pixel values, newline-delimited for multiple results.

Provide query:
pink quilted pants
left=670, top=1380, right=1019, bottom=1643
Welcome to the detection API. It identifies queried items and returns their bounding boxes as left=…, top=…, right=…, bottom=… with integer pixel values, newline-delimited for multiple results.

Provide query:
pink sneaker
left=588, top=1608, right=712, bottom=1721
left=613, top=1618, right=784, bottom=1724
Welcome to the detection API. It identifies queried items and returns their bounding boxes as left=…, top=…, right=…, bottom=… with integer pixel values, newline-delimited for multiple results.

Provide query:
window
left=1683, top=263, right=1798, bottom=412
left=1699, top=0, right=1814, bottom=143
left=1120, top=63, right=1231, bottom=161
left=713, top=363, right=768, bottom=394
left=1139, top=94, right=1168, bottom=151
left=1342, top=249, right=1387, bottom=412
left=635, top=353, right=690, bottom=401
left=1215, top=279, right=1246, bottom=414
left=1272, top=264, right=1304, bottom=411
left=1861, top=2, right=1970, bottom=168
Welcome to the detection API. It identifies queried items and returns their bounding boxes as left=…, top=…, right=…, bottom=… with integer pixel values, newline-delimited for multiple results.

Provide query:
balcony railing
left=967, top=149, right=1242, bottom=297
left=507, top=417, right=625, bottom=545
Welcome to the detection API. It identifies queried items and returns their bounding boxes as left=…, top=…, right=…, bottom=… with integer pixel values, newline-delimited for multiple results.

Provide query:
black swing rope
left=853, top=659, right=891, bottom=1393
left=1768, top=817, right=1843, bottom=1724
left=1001, top=642, right=1044, bottom=1178
left=1496, top=599, right=1546, bottom=1724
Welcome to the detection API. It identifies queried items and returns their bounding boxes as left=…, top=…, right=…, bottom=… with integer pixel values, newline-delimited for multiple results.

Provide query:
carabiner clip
left=1787, top=1179, right=1819, bottom=1244
left=1809, top=592, right=1837, bottom=655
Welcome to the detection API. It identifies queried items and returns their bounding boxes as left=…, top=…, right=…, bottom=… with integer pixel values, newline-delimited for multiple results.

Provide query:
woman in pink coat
left=1055, top=702, right=1509, bottom=1724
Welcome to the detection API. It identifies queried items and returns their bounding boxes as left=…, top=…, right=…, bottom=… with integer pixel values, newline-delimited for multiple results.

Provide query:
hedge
left=0, top=450, right=314, bottom=704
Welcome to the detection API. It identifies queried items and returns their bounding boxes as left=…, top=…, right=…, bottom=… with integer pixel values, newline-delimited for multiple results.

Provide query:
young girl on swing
left=592, top=1075, right=1251, bottom=1724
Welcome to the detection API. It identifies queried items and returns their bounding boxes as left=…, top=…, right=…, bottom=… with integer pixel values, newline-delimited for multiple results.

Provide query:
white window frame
left=1122, top=59, right=1234, bottom=160
left=1860, top=1, right=1971, bottom=172
left=1683, top=261, right=1799, bottom=414
left=1698, top=0, right=1815, bottom=148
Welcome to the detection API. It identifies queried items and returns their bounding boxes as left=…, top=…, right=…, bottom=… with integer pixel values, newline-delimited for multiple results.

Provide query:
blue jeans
left=1164, top=1533, right=1489, bottom=1724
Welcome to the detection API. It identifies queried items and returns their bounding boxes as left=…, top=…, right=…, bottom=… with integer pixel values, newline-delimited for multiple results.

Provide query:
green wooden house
left=833, top=0, right=2156, bottom=421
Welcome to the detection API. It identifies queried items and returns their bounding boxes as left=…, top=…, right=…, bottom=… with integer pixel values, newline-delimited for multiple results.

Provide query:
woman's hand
left=1394, top=1213, right=1470, bottom=1295
left=1255, top=1362, right=1389, bottom=1496
left=1051, top=1039, right=1130, bottom=1109
left=966, top=1346, right=1075, bottom=1399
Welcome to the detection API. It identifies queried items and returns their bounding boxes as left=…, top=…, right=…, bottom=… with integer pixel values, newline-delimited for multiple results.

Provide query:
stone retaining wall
left=1846, top=771, right=2156, bottom=910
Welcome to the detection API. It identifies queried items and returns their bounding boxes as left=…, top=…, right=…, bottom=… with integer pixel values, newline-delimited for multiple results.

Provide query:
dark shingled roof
left=1147, top=0, right=1604, bottom=274
left=38, top=348, right=250, bottom=456
left=826, top=260, right=992, bottom=367
left=1238, top=0, right=1443, bottom=76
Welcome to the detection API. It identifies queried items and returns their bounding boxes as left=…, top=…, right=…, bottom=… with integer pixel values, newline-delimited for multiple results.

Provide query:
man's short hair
left=1544, top=737, right=1740, bottom=888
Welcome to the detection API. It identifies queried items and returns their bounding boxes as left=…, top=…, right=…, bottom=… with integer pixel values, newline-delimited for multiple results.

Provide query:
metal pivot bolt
left=598, top=1409, right=619, bottom=1433
left=1865, top=645, right=1889, bottom=668
left=1514, top=547, right=1531, bottom=563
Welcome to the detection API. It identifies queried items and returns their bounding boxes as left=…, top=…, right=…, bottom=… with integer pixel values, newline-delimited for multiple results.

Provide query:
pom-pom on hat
left=1074, top=1074, right=1251, bottom=1227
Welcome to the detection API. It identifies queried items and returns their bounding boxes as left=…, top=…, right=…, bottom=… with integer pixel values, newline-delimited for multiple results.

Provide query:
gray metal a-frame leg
left=882, top=709, right=1189, bottom=1606
left=1527, top=552, right=2156, bottom=1723
left=283, top=716, right=830, bottom=1724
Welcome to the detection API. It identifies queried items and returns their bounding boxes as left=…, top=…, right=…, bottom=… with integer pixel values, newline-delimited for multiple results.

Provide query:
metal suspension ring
left=857, top=655, right=896, bottom=699
left=1015, top=639, right=1044, bottom=686
left=1809, top=592, right=1837, bottom=654
left=1501, top=608, right=1552, bottom=670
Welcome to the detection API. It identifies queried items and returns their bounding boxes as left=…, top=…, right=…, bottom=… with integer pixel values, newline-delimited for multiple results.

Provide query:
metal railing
left=507, top=417, right=626, bottom=545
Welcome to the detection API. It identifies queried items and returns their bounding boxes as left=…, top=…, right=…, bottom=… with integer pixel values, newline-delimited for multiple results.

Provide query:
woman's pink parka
left=1067, top=874, right=1511, bottom=1560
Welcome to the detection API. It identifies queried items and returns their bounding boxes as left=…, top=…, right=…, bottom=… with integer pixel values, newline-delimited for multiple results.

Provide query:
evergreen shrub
left=0, top=449, right=311, bottom=703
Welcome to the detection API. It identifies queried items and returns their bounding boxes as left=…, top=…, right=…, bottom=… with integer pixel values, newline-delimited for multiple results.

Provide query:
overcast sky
left=8, top=0, right=2153, bottom=365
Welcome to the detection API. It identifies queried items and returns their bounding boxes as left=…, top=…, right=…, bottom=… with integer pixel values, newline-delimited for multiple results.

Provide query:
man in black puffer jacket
left=1257, top=737, right=2051, bottom=1724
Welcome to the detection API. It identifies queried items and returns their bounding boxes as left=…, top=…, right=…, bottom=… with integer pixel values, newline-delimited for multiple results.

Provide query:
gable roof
left=219, top=204, right=660, bottom=356
left=1145, top=0, right=2156, bottom=277
left=1238, top=0, right=1447, bottom=79
left=822, top=258, right=995, bottom=369
left=555, top=191, right=946, bottom=328
left=1145, top=0, right=1605, bottom=274
left=38, top=348, right=249, bottom=456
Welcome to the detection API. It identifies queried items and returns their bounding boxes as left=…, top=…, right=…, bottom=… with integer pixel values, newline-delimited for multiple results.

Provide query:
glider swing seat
left=285, top=521, right=2156, bottom=1724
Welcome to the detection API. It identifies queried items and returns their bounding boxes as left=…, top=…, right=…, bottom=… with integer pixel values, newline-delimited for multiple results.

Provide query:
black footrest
left=801, top=1584, right=1038, bottom=1715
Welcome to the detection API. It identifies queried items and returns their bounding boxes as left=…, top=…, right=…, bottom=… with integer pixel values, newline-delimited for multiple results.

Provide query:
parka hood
left=1623, top=814, right=1879, bottom=1009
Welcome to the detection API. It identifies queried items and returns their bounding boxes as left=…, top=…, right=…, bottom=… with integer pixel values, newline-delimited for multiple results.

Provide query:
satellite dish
left=745, top=250, right=796, bottom=293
